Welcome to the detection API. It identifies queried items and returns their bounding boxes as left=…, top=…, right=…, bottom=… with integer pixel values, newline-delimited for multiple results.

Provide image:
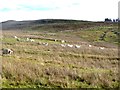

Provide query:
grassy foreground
left=1, top=21, right=119, bottom=88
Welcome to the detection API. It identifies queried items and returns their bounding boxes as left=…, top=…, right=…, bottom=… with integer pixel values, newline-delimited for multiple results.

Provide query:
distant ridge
left=1, top=19, right=114, bottom=30
left=1, top=19, right=92, bottom=30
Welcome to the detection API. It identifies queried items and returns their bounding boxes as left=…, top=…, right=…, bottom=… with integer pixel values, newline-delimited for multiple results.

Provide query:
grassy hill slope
left=1, top=19, right=119, bottom=88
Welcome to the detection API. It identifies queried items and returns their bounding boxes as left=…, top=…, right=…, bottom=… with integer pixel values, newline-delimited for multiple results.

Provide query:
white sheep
left=26, top=38, right=30, bottom=41
left=45, top=43, right=48, bottom=46
left=2, top=48, right=13, bottom=55
left=61, top=44, right=66, bottom=47
left=75, top=45, right=81, bottom=48
left=14, top=36, right=20, bottom=41
left=61, top=40, right=65, bottom=43
left=54, top=39, right=57, bottom=42
left=99, top=47, right=105, bottom=50
left=30, top=39, right=35, bottom=42
left=67, top=44, right=73, bottom=48
left=88, top=44, right=92, bottom=47
left=14, top=36, right=18, bottom=39
left=43, top=43, right=48, bottom=46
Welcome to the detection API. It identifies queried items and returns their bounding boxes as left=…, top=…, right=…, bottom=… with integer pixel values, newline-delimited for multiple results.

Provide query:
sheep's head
left=8, top=49, right=13, bottom=54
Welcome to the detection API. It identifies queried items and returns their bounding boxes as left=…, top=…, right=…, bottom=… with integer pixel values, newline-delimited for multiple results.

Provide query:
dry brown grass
left=1, top=25, right=119, bottom=88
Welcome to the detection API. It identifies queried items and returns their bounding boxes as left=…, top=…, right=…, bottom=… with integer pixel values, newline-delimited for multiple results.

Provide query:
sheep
left=54, top=39, right=57, bottom=42
left=61, top=40, right=65, bottom=43
left=75, top=45, right=81, bottom=48
left=14, top=36, right=18, bottom=39
left=88, top=44, right=92, bottom=47
left=45, top=43, right=48, bottom=46
left=43, top=43, right=48, bottom=46
left=26, top=38, right=35, bottom=42
left=67, top=44, right=73, bottom=48
left=14, top=36, right=21, bottom=41
left=99, top=47, right=105, bottom=50
left=30, top=39, right=35, bottom=42
left=26, top=38, right=30, bottom=41
left=2, top=48, right=13, bottom=55
left=61, top=44, right=66, bottom=47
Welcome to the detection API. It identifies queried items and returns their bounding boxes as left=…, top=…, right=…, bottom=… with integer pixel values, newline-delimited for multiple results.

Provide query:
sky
left=0, top=0, right=119, bottom=22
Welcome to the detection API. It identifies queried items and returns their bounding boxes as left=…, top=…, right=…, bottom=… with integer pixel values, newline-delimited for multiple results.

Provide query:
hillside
left=1, top=19, right=83, bottom=30
left=1, top=19, right=119, bottom=89
left=1, top=19, right=117, bottom=30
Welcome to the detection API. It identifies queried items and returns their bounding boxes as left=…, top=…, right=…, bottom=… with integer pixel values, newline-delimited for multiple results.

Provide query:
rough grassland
left=1, top=22, right=119, bottom=89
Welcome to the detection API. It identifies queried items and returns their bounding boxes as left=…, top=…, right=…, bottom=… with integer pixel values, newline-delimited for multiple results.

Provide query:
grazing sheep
left=30, top=39, right=35, bottom=42
left=67, top=44, right=73, bottom=48
left=2, top=48, right=13, bottom=55
left=26, top=38, right=30, bottom=41
left=26, top=38, right=35, bottom=42
left=99, top=47, right=105, bottom=50
left=43, top=43, right=48, bottom=46
left=75, top=45, right=81, bottom=48
left=14, top=36, right=21, bottom=41
left=61, top=40, right=65, bottom=43
left=61, top=44, right=66, bottom=47
left=88, top=45, right=92, bottom=47
left=54, top=39, right=57, bottom=42
left=14, top=36, right=18, bottom=39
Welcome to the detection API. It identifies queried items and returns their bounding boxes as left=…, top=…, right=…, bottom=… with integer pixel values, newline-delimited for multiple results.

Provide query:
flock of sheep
left=1, top=36, right=105, bottom=55
left=14, top=36, right=35, bottom=42
left=60, top=43, right=105, bottom=50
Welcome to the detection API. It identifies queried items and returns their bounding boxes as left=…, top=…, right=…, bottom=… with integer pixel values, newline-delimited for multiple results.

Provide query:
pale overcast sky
left=0, top=0, right=119, bottom=22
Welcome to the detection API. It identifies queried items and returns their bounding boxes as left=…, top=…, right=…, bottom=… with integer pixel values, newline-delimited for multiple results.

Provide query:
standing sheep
left=14, top=36, right=18, bottom=39
left=61, top=40, right=65, bottom=43
left=43, top=43, right=48, bottom=46
left=2, top=48, right=13, bottom=55
left=26, top=38, right=30, bottom=41
left=67, top=44, right=73, bottom=48
left=99, top=47, right=105, bottom=50
left=75, top=45, right=81, bottom=48
left=30, top=39, right=35, bottom=42
left=61, top=44, right=66, bottom=47
left=88, top=45, right=92, bottom=47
